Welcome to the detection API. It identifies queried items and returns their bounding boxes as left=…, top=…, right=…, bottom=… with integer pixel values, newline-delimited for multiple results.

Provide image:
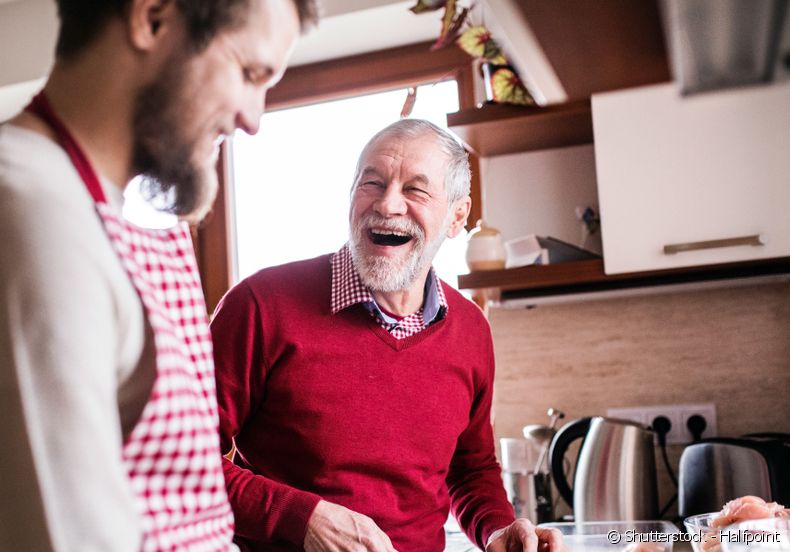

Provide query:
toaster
left=678, top=435, right=790, bottom=517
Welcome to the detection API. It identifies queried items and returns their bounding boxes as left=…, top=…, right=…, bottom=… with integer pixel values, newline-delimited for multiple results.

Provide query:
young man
left=211, top=120, right=566, bottom=552
left=0, top=0, right=316, bottom=549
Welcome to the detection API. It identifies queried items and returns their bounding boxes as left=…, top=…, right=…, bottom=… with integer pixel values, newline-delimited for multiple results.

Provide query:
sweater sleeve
left=0, top=155, right=143, bottom=551
left=446, top=323, right=515, bottom=549
left=210, top=282, right=322, bottom=546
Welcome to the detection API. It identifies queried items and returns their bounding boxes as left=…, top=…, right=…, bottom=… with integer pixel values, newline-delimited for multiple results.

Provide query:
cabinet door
left=593, top=82, right=790, bottom=275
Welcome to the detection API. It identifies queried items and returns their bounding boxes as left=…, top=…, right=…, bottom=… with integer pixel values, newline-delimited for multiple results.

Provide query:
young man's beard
left=131, top=55, right=218, bottom=223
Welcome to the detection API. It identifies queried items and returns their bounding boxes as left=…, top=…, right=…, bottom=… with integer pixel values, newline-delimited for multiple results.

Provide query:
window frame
left=194, top=41, right=481, bottom=314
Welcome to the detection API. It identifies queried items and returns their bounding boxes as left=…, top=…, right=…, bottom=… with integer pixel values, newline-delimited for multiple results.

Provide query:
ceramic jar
left=466, top=221, right=507, bottom=271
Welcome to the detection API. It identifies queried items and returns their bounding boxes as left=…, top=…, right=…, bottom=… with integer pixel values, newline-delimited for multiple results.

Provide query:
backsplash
left=489, top=281, right=790, bottom=516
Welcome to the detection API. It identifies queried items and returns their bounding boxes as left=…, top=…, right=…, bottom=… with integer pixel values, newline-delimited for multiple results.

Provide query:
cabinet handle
left=663, top=234, right=764, bottom=255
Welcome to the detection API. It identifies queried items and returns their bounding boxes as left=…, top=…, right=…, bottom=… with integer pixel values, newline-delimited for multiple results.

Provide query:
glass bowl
left=539, top=520, right=680, bottom=551
left=684, top=512, right=724, bottom=552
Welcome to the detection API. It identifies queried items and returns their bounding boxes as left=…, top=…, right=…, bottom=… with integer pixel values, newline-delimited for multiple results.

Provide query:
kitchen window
left=229, top=79, right=468, bottom=285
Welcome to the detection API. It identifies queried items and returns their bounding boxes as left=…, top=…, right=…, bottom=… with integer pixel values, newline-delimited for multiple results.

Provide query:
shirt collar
left=330, top=244, right=448, bottom=324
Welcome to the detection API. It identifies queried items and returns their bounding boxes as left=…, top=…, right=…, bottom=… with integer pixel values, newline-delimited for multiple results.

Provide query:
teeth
left=371, top=229, right=410, bottom=237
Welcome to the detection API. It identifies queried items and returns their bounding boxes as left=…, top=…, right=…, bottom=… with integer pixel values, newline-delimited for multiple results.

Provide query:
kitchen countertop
left=444, top=516, right=696, bottom=551
left=442, top=519, right=698, bottom=551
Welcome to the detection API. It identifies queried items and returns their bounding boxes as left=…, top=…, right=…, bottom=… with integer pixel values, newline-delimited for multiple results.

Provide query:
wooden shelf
left=446, top=100, right=593, bottom=156
left=457, top=257, right=790, bottom=300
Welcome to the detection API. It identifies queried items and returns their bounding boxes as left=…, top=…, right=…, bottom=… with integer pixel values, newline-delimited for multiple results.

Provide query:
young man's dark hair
left=55, top=0, right=319, bottom=58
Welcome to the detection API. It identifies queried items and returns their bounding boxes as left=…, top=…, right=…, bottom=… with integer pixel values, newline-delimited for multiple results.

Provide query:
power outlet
left=606, top=403, right=717, bottom=444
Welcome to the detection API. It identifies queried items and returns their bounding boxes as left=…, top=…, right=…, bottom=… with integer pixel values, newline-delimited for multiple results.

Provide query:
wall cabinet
left=449, top=84, right=790, bottom=297
left=593, top=82, right=790, bottom=275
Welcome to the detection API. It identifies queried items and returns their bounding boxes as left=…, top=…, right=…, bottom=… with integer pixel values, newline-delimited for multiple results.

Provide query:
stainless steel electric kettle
left=548, top=416, right=659, bottom=522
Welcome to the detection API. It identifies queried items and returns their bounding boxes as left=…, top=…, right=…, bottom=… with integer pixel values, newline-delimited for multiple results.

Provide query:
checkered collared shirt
left=330, top=244, right=448, bottom=339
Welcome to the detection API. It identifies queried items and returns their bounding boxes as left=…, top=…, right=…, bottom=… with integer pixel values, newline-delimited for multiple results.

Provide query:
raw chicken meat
left=711, top=495, right=788, bottom=528
left=698, top=496, right=789, bottom=552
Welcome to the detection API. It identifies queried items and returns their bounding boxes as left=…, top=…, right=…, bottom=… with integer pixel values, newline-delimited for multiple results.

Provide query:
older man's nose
left=374, top=187, right=407, bottom=216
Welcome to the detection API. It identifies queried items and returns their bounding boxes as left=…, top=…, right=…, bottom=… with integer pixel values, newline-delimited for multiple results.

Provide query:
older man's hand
left=304, top=500, right=398, bottom=552
left=485, top=518, right=566, bottom=552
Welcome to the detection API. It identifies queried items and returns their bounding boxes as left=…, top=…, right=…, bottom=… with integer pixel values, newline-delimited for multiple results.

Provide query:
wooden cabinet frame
left=193, top=41, right=480, bottom=314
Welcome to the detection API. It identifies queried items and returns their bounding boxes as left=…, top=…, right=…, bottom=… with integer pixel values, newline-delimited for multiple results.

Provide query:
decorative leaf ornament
left=456, top=26, right=507, bottom=65
left=491, top=67, right=534, bottom=106
left=431, top=0, right=469, bottom=50
left=407, top=0, right=535, bottom=106
left=409, top=0, right=447, bottom=14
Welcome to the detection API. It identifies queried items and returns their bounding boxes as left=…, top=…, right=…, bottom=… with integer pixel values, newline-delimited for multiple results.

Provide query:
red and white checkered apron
left=26, top=93, right=234, bottom=551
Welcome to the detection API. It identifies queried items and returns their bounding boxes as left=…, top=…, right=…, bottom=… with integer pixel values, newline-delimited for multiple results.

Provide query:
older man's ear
left=447, top=197, right=472, bottom=238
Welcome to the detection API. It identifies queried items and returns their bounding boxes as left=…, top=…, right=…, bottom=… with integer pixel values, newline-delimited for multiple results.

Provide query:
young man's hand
left=486, top=518, right=566, bottom=552
left=304, top=500, right=398, bottom=552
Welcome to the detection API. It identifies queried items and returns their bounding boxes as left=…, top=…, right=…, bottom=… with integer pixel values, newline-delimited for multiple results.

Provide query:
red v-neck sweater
left=210, top=254, right=515, bottom=551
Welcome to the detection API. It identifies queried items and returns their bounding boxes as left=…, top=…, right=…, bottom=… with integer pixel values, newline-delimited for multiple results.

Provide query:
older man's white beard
left=349, top=213, right=449, bottom=293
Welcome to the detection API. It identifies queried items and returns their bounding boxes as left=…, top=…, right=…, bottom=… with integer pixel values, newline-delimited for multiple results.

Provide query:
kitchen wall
left=0, top=0, right=56, bottom=87
left=0, top=0, right=56, bottom=120
left=480, top=145, right=603, bottom=255
left=489, top=280, right=790, bottom=515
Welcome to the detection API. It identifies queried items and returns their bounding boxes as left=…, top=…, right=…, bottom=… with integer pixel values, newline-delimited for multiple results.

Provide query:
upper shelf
left=446, top=99, right=593, bottom=157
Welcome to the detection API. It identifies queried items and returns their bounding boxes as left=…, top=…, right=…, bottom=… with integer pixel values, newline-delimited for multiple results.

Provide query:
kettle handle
left=548, top=417, right=593, bottom=508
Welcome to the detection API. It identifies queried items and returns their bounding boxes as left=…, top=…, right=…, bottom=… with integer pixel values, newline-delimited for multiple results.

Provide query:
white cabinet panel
left=593, top=82, right=790, bottom=274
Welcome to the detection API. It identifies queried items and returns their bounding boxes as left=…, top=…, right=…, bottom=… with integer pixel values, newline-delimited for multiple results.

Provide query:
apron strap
left=24, top=92, right=108, bottom=204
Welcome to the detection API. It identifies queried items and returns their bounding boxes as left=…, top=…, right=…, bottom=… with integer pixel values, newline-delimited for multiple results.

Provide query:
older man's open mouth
left=368, top=228, right=413, bottom=246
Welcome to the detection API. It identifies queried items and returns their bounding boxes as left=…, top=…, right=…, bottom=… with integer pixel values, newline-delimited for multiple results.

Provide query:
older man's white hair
left=351, top=119, right=471, bottom=204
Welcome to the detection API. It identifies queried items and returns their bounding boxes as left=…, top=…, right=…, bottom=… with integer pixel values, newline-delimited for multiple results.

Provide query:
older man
left=0, top=0, right=315, bottom=549
left=210, top=120, right=565, bottom=552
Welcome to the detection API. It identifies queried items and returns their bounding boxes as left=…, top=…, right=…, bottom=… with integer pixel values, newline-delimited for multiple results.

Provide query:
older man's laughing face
left=348, top=132, right=454, bottom=293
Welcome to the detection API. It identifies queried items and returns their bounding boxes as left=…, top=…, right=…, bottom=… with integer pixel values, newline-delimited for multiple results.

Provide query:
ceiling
left=289, top=0, right=440, bottom=66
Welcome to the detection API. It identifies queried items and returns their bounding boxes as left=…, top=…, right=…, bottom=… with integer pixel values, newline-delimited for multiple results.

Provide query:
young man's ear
left=128, top=0, right=179, bottom=51
left=446, top=197, right=472, bottom=239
